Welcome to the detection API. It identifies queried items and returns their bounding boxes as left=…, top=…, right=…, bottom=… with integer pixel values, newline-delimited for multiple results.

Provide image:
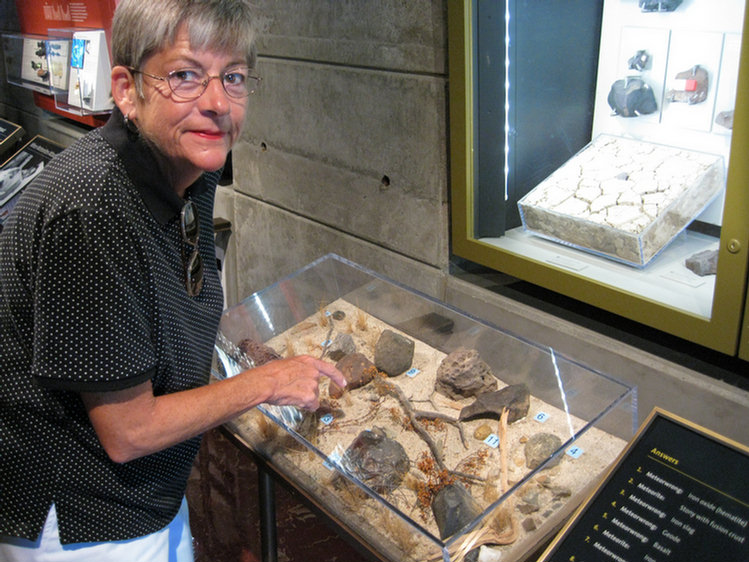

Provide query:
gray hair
left=112, top=0, right=257, bottom=71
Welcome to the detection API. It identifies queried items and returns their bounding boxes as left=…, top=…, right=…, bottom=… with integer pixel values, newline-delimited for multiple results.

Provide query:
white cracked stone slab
left=518, top=135, right=724, bottom=266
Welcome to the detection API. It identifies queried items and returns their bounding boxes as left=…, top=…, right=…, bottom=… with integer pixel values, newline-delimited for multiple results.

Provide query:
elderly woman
left=0, top=0, right=344, bottom=560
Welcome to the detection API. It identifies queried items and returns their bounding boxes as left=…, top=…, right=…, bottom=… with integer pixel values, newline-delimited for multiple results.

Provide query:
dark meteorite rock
left=342, top=428, right=410, bottom=494
left=524, top=433, right=563, bottom=469
left=435, top=348, right=497, bottom=400
left=431, top=483, right=482, bottom=539
left=374, top=329, right=414, bottom=376
left=459, top=383, right=530, bottom=423
left=329, top=352, right=376, bottom=398
left=238, top=338, right=281, bottom=366
left=639, top=0, right=682, bottom=12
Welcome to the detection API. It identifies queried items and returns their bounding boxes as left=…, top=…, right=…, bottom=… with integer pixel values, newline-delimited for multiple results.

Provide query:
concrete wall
left=220, top=0, right=450, bottom=305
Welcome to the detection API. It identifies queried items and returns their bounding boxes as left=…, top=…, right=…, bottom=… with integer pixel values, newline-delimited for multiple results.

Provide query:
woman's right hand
left=243, top=355, right=346, bottom=411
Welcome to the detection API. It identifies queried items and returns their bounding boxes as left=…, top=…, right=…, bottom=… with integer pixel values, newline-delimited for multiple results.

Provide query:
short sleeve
left=32, top=206, right=157, bottom=391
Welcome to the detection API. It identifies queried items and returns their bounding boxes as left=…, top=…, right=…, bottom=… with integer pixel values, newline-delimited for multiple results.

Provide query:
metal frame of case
left=448, top=0, right=749, bottom=359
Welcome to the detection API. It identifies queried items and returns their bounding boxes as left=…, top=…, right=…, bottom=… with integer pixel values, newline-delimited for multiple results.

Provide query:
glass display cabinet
left=213, top=254, right=636, bottom=562
left=2, top=28, right=113, bottom=117
left=448, top=0, right=749, bottom=359
left=1, top=32, right=72, bottom=96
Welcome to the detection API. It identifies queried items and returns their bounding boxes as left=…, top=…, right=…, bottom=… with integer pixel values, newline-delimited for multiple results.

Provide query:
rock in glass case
left=213, top=254, right=636, bottom=562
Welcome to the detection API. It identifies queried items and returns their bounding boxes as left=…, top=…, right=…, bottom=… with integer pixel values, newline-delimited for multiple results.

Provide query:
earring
left=123, top=112, right=139, bottom=137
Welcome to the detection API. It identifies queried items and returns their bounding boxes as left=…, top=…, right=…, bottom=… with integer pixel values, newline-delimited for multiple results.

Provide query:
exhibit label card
left=539, top=408, right=749, bottom=562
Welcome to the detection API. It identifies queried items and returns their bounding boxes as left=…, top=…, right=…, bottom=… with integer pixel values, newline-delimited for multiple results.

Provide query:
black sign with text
left=540, top=409, right=749, bottom=562
left=0, top=119, right=22, bottom=143
left=0, top=135, right=64, bottom=230
left=0, top=118, right=23, bottom=160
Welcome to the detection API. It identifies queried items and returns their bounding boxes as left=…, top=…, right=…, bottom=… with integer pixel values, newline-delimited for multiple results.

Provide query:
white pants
left=0, top=497, right=194, bottom=562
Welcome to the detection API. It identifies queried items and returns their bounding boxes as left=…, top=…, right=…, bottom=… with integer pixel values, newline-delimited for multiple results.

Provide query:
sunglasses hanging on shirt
left=180, top=200, right=203, bottom=297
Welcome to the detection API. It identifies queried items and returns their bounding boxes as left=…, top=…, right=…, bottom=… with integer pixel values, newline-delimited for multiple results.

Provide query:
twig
left=498, top=408, right=509, bottom=493
left=319, top=314, right=335, bottom=359
left=412, top=409, right=468, bottom=449
left=376, top=378, right=448, bottom=471
left=375, top=378, right=482, bottom=485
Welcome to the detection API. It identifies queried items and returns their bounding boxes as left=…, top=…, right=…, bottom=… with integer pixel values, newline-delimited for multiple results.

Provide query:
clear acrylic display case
left=213, top=254, right=637, bottom=562
left=1, top=29, right=112, bottom=117
left=517, top=135, right=725, bottom=267
left=1, top=32, right=71, bottom=96
left=53, top=28, right=113, bottom=115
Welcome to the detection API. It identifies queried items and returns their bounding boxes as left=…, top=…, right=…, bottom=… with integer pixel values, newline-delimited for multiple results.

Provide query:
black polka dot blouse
left=0, top=107, right=224, bottom=544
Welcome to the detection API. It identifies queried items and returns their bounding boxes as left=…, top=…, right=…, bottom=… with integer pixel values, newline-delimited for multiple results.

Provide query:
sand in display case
left=517, top=135, right=724, bottom=267
left=213, top=255, right=637, bottom=562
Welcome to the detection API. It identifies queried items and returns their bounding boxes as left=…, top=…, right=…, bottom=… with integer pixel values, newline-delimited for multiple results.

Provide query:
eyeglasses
left=181, top=201, right=203, bottom=296
left=129, top=66, right=260, bottom=100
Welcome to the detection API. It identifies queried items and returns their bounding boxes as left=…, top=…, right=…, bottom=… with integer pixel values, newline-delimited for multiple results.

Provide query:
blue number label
left=484, top=434, right=500, bottom=448
left=323, top=450, right=342, bottom=470
left=566, top=446, right=584, bottom=459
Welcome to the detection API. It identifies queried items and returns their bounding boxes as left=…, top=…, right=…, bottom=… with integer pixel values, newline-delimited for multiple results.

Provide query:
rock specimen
left=473, top=424, right=493, bottom=441
left=326, top=333, right=356, bottom=361
left=666, top=65, right=708, bottom=105
left=342, top=428, right=410, bottom=494
left=518, top=488, right=540, bottom=514
left=374, top=329, right=414, bottom=376
left=524, top=433, right=563, bottom=469
left=715, top=109, right=734, bottom=130
left=238, top=337, right=281, bottom=366
left=459, top=383, right=530, bottom=423
left=607, top=77, right=657, bottom=117
left=431, top=483, right=482, bottom=539
left=685, top=248, right=718, bottom=277
left=639, top=0, right=682, bottom=12
left=435, top=348, right=497, bottom=400
left=329, top=352, right=376, bottom=399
